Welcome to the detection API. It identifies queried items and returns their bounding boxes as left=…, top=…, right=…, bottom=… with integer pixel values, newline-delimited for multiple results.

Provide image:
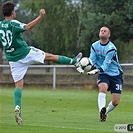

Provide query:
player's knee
left=99, top=88, right=107, bottom=93
left=45, top=53, right=54, bottom=60
left=99, top=90, right=106, bottom=94
left=98, top=83, right=108, bottom=93
left=112, top=100, right=119, bottom=106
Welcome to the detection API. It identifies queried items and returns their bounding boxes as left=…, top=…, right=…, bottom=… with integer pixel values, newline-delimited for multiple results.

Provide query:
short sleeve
left=10, top=20, right=26, bottom=33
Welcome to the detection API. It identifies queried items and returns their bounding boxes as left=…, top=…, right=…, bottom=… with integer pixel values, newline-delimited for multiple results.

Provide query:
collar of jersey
left=100, top=41, right=110, bottom=46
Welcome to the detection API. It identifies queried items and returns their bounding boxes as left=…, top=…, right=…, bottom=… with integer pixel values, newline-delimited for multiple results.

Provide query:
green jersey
left=0, top=20, right=31, bottom=62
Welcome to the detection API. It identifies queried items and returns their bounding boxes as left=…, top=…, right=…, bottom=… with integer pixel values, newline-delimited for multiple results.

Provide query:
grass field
left=0, top=88, right=132, bottom=133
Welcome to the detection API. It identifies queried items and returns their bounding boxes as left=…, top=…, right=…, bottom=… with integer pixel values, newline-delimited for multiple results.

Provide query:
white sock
left=98, top=92, right=106, bottom=112
left=105, top=101, right=115, bottom=115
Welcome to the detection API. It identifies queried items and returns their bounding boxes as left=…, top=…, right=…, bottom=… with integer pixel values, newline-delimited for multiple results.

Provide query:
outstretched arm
left=25, top=9, right=45, bottom=31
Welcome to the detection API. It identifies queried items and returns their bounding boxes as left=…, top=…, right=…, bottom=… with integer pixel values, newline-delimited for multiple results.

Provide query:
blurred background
left=0, top=0, right=133, bottom=62
left=0, top=0, right=133, bottom=89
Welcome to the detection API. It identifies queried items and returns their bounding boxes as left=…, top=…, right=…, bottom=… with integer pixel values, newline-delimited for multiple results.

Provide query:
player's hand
left=77, top=66, right=84, bottom=74
left=39, top=9, right=46, bottom=18
left=87, top=69, right=99, bottom=75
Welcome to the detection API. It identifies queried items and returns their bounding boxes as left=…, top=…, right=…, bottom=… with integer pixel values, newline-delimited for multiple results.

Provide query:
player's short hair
left=101, top=26, right=111, bottom=35
left=1, top=1, right=15, bottom=17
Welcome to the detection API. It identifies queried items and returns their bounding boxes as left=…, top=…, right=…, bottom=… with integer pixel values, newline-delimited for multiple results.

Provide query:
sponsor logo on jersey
left=6, top=48, right=15, bottom=52
left=103, top=50, right=106, bottom=54
left=96, top=49, right=100, bottom=52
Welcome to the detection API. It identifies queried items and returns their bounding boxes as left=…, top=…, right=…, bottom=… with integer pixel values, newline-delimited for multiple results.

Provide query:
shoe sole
left=76, top=52, right=82, bottom=61
left=74, top=52, right=83, bottom=67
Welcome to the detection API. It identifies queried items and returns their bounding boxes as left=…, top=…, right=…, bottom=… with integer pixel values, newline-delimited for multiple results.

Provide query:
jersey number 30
left=0, top=30, right=12, bottom=47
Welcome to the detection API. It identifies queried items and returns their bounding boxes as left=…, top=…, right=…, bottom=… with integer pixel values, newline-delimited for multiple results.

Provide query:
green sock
left=14, top=88, right=22, bottom=108
left=57, top=55, right=76, bottom=65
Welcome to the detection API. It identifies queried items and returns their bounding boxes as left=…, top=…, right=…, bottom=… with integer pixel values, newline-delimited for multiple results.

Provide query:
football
left=80, top=57, right=92, bottom=71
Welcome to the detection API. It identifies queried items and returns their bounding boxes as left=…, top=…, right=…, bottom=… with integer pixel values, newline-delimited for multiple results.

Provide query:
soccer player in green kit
left=0, top=1, right=82, bottom=125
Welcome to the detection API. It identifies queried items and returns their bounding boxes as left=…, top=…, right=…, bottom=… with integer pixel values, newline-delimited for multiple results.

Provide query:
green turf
left=0, top=88, right=132, bottom=133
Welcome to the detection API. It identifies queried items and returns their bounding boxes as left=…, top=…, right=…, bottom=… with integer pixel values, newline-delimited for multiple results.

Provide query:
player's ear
left=11, top=10, right=15, bottom=15
left=108, top=28, right=111, bottom=38
left=108, top=33, right=110, bottom=38
left=11, top=10, right=16, bottom=18
left=11, top=10, right=14, bottom=17
left=11, top=10, right=14, bottom=14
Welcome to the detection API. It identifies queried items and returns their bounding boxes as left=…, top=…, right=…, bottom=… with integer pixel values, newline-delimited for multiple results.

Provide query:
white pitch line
left=26, top=123, right=113, bottom=132
left=0, top=122, right=114, bottom=132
